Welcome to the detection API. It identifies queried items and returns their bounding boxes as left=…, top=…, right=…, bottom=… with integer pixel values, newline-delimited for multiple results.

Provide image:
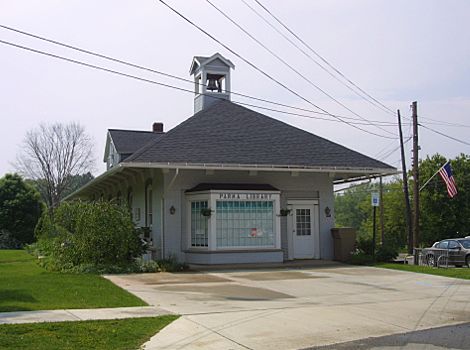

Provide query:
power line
left=377, top=137, right=412, bottom=162
left=419, top=124, right=470, bottom=146
left=157, top=0, right=397, bottom=140
left=374, top=139, right=399, bottom=159
left=251, top=0, right=397, bottom=116
left=0, top=38, right=402, bottom=130
left=241, top=0, right=395, bottom=117
left=419, top=116, right=470, bottom=128
left=204, top=0, right=396, bottom=137
left=0, top=24, right=404, bottom=129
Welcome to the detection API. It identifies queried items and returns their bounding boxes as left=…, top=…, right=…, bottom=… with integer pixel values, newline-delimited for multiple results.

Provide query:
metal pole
left=398, top=109, right=413, bottom=254
left=419, top=161, right=449, bottom=192
left=412, top=101, right=420, bottom=250
left=373, top=206, right=377, bottom=258
left=380, top=176, right=385, bottom=244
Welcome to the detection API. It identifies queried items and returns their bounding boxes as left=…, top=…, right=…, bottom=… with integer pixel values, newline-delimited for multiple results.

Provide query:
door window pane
left=296, top=208, right=311, bottom=236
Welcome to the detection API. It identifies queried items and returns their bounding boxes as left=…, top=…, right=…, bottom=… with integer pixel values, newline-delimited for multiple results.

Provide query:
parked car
left=422, top=239, right=470, bottom=267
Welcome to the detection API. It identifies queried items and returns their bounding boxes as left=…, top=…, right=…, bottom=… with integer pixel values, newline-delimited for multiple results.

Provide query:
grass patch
left=0, top=315, right=178, bottom=350
left=0, top=250, right=146, bottom=312
left=377, top=263, right=470, bottom=280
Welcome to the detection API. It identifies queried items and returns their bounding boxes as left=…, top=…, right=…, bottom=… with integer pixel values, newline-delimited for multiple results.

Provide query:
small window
left=146, top=184, right=153, bottom=227
left=191, top=201, right=208, bottom=247
left=127, top=189, right=134, bottom=220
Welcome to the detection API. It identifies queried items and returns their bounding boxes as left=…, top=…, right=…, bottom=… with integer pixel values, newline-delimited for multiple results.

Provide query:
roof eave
left=62, top=164, right=124, bottom=201
left=120, top=161, right=396, bottom=175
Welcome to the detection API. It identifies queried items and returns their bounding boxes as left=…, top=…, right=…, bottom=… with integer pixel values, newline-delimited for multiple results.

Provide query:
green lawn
left=0, top=316, right=178, bottom=350
left=377, top=263, right=470, bottom=280
left=0, top=250, right=146, bottom=312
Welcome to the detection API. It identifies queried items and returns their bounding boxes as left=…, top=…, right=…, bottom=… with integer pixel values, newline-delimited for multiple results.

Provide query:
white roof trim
left=190, top=53, right=235, bottom=75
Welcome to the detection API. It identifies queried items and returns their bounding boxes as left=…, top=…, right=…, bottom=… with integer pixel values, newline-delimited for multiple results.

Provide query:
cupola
left=189, top=53, right=235, bottom=113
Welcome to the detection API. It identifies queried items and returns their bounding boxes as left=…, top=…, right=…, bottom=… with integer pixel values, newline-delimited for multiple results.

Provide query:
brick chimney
left=152, top=122, right=163, bottom=133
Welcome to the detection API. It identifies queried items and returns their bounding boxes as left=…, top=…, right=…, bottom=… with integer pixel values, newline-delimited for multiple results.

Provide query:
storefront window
left=216, top=201, right=274, bottom=248
left=191, top=201, right=209, bottom=247
left=187, top=190, right=280, bottom=251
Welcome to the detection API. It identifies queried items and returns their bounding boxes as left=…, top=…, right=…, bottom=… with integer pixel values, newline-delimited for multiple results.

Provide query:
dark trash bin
left=331, top=227, right=357, bottom=262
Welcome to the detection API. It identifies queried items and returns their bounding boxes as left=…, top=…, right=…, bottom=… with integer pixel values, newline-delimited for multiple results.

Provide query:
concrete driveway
left=106, top=264, right=470, bottom=349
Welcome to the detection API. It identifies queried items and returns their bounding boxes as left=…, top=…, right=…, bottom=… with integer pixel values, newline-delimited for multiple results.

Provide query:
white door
left=289, top=202, right=318, bottom=259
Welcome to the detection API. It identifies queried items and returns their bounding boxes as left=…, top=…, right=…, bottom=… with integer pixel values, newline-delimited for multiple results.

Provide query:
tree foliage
left=336, top=179, right=406, bottom=252
left=16, top=122, right=94, bottom=208
left=335, top=153, right=470, bottom=251
left=0, top=173, right=42, bottom=246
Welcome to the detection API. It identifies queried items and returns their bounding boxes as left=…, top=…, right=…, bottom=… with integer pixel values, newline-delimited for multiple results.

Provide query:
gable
left=189, top=53, right=235, bottom=75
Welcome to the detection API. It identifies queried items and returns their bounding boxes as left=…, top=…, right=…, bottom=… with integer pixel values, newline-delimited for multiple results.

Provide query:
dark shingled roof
left=124, top=100, right=394, bottom=170
left=108, top=129, right=165, bottom=155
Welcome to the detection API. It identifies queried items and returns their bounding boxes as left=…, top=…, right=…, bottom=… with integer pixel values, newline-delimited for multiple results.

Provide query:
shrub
left=375, top=244, right=399, bottom=262
left=0, top=173, right=42, bottom=245
left=34, top=200, right=145, bottom=272
left=156, top=255, right=188, bottom=272
left=357, top=235, right=375, bottom=256
left=0, top=229, right=23, bottom=249
left=135, top=256, right=188, bottom=273
left=350, top=249, right=374, bottom=265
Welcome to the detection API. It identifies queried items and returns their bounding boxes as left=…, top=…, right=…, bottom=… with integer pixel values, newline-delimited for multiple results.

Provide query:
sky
left=1, top=0, right=469, bottom=180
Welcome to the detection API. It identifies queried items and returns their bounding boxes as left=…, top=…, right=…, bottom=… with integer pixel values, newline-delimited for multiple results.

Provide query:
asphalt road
left=307, top=322, right=470, bottom=350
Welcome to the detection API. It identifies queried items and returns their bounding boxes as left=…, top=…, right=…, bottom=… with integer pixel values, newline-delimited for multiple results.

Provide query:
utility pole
left=412, top=101, right=420, bottom=251
left=398, top=109, right=413, bottom=254
left=379, top=176, right=385, bottom=244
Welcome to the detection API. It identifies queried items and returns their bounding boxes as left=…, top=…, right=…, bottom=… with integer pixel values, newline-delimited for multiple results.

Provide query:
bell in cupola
left=206, top=77, right=218, bottom=92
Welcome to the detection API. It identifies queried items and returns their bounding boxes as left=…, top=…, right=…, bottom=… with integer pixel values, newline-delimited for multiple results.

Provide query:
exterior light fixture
left=169, top=206, right=176, bottom=215
left=324, top=206, right=331, bottom=217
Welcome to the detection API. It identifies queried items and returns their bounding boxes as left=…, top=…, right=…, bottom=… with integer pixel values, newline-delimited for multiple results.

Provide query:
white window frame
left=186, top=190, right=281, bottom=251
left=187, top=193, right=210, bottom=249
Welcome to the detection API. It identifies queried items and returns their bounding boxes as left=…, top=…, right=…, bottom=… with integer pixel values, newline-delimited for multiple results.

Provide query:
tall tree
left=0, top=173, right=42, bottom=245
left=16, top=122, right=94, bottom=208
left=419, top=154, right=470, bottom=245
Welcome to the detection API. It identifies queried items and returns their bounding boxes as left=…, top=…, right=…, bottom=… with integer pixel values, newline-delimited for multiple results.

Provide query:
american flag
left=438, top=162, right=458, bottom=198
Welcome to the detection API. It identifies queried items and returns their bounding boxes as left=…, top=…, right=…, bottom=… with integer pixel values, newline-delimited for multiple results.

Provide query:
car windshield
left=458, top=239, right=470, bottom=248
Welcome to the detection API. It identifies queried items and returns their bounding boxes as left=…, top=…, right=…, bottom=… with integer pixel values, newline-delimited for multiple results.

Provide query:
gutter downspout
left=167, top=168, right=180, bottom=192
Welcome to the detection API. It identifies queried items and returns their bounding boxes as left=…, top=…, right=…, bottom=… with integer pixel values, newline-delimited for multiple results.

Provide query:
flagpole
left=419, top=161, right=449, bottom=192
